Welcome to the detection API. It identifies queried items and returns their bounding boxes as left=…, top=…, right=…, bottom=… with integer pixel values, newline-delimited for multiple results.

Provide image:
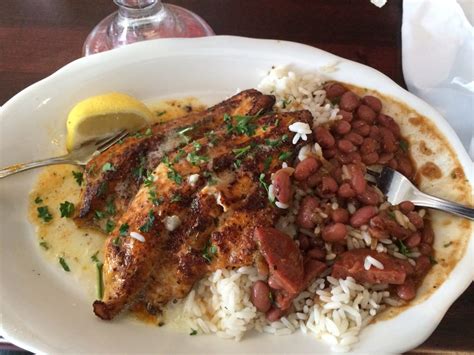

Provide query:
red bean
left=415, top=255, right=431, bottom=277
left=362, top=95, right=382, bottom=113
left=378, top=152, right=394, bottom=164
left=325, top=83, right=347, bottom=100
left=297, top=196, right=320, bottom=229
left=332, top=208, right=350, bottom=223
left=338, top=139, right=356, bottom=153
left=347, top=164, right=366, bottom=194
left=396, top=280, right=416, bottom=301
left=251, top=281, right=272, bottom=312
left=345, top=132, right=364, bottom=146
left=268, top=276, right=283, bottom=290
left=380, top=127, right=398, bottom=153
left=307, top=173, right=322, bottom=188
left=353, top=122, right=371, bottom=137
left=360, top=137, right=378, bottom=154
left=335, top=120, right=351, bottom=135
left=399, top=201, right=415, bottom=214
left=315, top=127, right=335, bottom=148
left=266, top=307, right=284, bottom=322
left=369, top=126, right=381, bottom=141
left=322, top=223, right=348, bottom=242
left=357, top=105, right=376, bottom=123
left=337, top=152, right=354, bottom=165
left=338, top=183, right=356, bottom=198
left=332, top=243, right=346, bottom=255
left=320, top=176, right=338, bottom=194
left=407, top=211, right=424, bottom=229
left=348, top=152, right=362, bottom=164
left=406, top=233, right=421, bottom=248
left=388, top=159, right=398, bottom=170
left=298, top=234, right=310, bottom=251
left=339, top=110, right=353, bottom=121
left=323, top=148, right=337, bottom=159
left=339, top=91, right=360, bottom=112
left=294, top=157, right=320, bottom=181
left=362, top=152, right=379, bottom=165
left=377, top=114, right=401, bottom=138
left=419, top=243, right=432, bottom=256
left=397, top=156, right=414, bottom=179
left=357, top=186, right=380, bottom=205
left=350, top=206, right=377, bottom=227
left=331, top=166, right=343, bottom=184
left=307, top=247, right=326, bottom=261
left=273, top=170, right=292, bottom=204
left=422, top=224, right=434, bottom=245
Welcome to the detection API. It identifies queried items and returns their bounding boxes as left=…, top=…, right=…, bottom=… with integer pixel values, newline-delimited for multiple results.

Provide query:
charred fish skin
left=93, top=109, right=314, bottom=320
left=75, top=90, right=276, bottom=231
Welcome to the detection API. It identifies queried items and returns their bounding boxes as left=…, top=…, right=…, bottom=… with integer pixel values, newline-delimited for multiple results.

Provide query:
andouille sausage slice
left=254, top=227, right=304, bottom=294
left=332, top=249, right=414, bottom=285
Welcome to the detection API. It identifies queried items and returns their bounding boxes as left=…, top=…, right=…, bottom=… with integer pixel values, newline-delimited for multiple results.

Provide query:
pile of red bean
left=251, top=83, right=434, bottom=319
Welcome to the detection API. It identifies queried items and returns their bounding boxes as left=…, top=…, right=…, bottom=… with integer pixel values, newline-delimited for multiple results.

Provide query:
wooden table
left=1, top=0, right=472, bottom=353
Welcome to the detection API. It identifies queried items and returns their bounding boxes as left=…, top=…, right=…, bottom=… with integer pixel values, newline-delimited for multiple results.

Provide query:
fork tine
left=364, top=173, right=378, bottom=184
left=365, top=167, right=381, bottom=177
left=95, top=129, right=127, bottom=148
left=96, top=130, right=129, bottom=152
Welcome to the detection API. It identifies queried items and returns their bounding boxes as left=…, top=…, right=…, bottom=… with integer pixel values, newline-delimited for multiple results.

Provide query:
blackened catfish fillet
left=74, top=90, right=275, bottom=231
left=93, top=110, right=314, bottom=320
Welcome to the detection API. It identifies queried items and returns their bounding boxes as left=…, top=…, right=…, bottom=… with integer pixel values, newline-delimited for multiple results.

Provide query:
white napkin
left=402, top=0, right=474, bottom=159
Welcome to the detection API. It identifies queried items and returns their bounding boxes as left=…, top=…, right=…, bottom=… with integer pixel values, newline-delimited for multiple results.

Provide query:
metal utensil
left=0, top=130, right=128, bottom=179
left=366, top=166, right=474, bottom=220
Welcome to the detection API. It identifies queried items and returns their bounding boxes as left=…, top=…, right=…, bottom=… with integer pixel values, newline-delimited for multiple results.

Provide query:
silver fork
left=366, top=166, right=474, bottom=220
left=0, top=130, right=129, bottom=179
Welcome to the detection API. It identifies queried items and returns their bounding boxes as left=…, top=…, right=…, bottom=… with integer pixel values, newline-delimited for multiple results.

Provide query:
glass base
left=83, top=3, right=214, bottom=56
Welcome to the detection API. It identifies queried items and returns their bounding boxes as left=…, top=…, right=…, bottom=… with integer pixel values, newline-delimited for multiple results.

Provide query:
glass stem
left=114, top=0, right=163, bottom=19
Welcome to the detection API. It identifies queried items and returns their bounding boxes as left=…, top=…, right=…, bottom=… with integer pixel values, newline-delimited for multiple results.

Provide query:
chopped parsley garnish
left=91, top=251, right=100, bottom=263
left=265, top=134, right=288, bottom=148
left=399, top=140, right=409, bottom=152
left=156, top=110, right=167, bottom=117
left=139, top=210, right=155, bottom=233
left=34, top=196, right=43, bottom=204
left=173, top=149, right=186, bottom=163
left=97, top=181, right=108, bottom=197
left=193, top=141, right=202, bottom=151
left=262, top=124, right=269, bottom=131
left=269, top=291, right=274, bottom=304
left=202, top=171, right=217, bottom=185
left=119, top=223, right=129, bottom=236
left=224, top=113, right=259, bottom=136
left=263, top=157, right=272, bottom=171
left=187, top=151, right=209, bottom=165
left=59, top=201, right=75, bottom=218
left=281, top=99, right=292, bottom=109
left=278, top=151, right=292, bottom=161
left=105, top=198, right=116, bottom=216
left=202, top=241, right=218, bottom=263
left=96, top=261, right=104, bottom=299
left=171, top=193, right=183, bottom=203
left=233, top=145, right=252, bottom=159
left=162, top=156, right=183, bottom=185
left=205, top=130, right=218, bottom=145
left=395, top=240, right=410, bottom=257
left=143, top=171, right=155, bottom=187
left=177, top=126, right=194, bottom=143
left=72, top=171, right=84, bottom=186
left=112, top=237, right=121, bottom=247
left=443, top=241, right=452, bottom=248
left=39, top=241, right=50, bottom=250
left=259, top=173, right=270, bottom=193
left=102, top=162, right=115, bottom=172
left=105, top=219, right=115, bottom=234
left=233, top=160, right=241, bottom=169
left=429, top=256, right=438, bottom=265
left=148, top=188, right=164, bottom=206
left=189, top=329, right=197, bottom=336
left=59, top=257, right=70, bottom=272
left=145, top=128, right=153, bottom=136
left=133, top=155, right=147, bottom=180
left=387, top=211, right=396, bottom=220
left=37, top=206, right=53, bottom=223
left=94, top=210, right=106, bottom=220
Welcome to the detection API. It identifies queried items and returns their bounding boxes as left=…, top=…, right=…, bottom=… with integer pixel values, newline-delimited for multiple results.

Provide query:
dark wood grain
left=0, top=0, right=472, bottom=353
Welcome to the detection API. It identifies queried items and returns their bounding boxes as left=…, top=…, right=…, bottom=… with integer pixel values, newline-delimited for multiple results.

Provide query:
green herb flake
left=232, top=145, right=252, bottom=159
left=145, top=128, right=153, bottom=136
left=91, top=250, right=100, bottom=263
left=148, top=188, right=164, bottom=206
left=395, top=240, right=410, bottom=257
left=133, top=156, right=147, bottom=180
left=156, top=110, right=167, bottom=117
left=59, top=201, right=75, bottom=218
left=443, top=241, right=452, bottom=248
left=399, top=140, right=409, bottom=152
left=269, top=291, right=274, bottom=303
left=143, top=171, right=155, bottom=187
left=202, top=241, right=218, bottom=263
left=224, top=113, right=259, bottom=136
left=94, top=210, right=106, bottom=220
left=233, top=159, right=242, bottom=169
left=265, top=134, right=288, bottom=148
left=37, top=206, right=53, bottom=223
left=105, top=219, right=115, bottom=234
left=39, top=241, right=50, bottom=250
left=387, top=211, right=396, bottom=220
left=119, top=223, right=129, bottom=237
left=429, top=256, right=438, bottom=265
left=162, top=156, right=183, bottom=185
left=278, top=151, right=292, bottom=161
left=59, top=257, right=70, bottom=272
left=102, top=162, right=115, bottom=172
left=105, top=199, right=116, bottom=216
left=112, top=237, right=121, bottom=247
left=263, top=157, right=273, bottom=171
left=205, top=130, right=218, bottom=145
left=171, top=193, right=183, bottom=203
left=97, top=181, right=108, bottom=197
left=177, top=126, right=194, bottom=143
left=189, top=329, right=198, bottom=336
left=34, top=196, right=43, bottom=204
left=173, top=149, right=186, bottom=163
left=202, top=171, right=217, bottom=186
left=96, top=262, right=104, bottom=299
left=139, top=210, right=156, bottom=233
left=187, top=152, right=209, bottom=166
left=72, top=171, right=84, bottom=186
left=281, top=99, right=292, bottom=109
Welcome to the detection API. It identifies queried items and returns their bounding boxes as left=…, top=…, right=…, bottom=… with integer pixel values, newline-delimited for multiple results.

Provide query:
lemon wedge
left=66, top=92, right=153, bottom=151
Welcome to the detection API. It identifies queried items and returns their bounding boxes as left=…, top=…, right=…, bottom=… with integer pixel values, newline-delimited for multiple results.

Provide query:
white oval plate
left=0, top=36, right=473, bottom=354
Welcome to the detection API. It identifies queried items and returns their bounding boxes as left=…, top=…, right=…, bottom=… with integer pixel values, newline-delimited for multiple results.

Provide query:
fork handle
left=0, top=156, right=77, bottom=179
left=412, top=190, right=474, bottom=221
